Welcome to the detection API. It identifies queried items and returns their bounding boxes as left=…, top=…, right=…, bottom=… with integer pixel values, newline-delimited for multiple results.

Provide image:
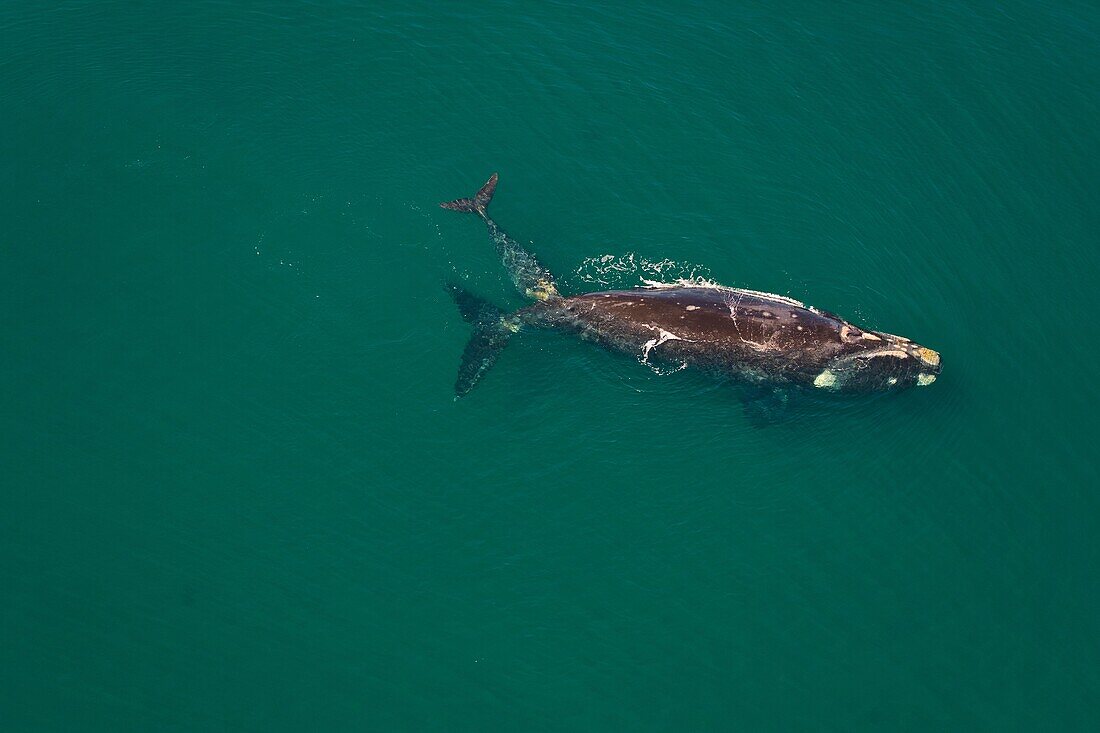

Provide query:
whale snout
left=910, top=344, right=941, bottom=386
left=869, top=332, right=942, bottom=388
left=821, top=333, right=942, bottom=392
left=915, top=346, right=940, bottom=367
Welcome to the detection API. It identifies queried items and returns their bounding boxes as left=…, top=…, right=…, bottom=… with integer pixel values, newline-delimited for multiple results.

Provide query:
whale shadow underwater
left=440, top=174, right=941, bottom=421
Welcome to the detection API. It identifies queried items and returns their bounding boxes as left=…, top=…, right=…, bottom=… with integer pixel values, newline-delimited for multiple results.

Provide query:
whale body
left=442, top=174, right=941, bottom=398
left=523, top=285, right=941, bottom=393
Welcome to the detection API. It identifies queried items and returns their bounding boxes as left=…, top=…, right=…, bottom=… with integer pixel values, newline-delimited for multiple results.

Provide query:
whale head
left=814, top=327, right=942, bottom=392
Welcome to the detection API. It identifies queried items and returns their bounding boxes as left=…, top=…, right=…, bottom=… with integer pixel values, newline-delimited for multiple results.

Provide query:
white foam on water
left=574, top=256, right=814, bottom=316
left=574, top=253, right=712, bottom=288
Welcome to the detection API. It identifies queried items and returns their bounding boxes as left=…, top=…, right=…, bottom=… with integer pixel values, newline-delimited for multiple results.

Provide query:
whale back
left=563, top=286, right=846, bottom=351
left=526, top=285, right=939, bottom=391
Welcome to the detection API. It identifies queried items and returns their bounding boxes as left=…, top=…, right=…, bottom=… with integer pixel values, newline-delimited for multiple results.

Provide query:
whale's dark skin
left=519, top=285, right=940, bottom=392
left=442, top=174, right=941, bottom=397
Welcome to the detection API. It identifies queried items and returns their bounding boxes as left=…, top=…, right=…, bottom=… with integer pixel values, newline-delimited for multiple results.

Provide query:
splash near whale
left=441, top=174, right=941, bottom=399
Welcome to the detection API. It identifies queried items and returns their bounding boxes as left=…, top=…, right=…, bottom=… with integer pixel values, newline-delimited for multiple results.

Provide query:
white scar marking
left=641, top=328, right=683, bottom=361
left=685, top=305, right=699, bottom=310
left=814, top=370, right=838, bottom=389
left=639, top=324, right=693, bottom=368
left=723, top=290, right=777, bottom=352
left=638, top=326, right=690, bottom=374
left=917, top=373, right=937, bottom=386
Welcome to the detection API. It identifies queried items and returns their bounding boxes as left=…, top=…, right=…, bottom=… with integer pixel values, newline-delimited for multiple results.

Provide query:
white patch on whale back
left=639, top=326, right=690, bottom=374
left=641, top=327, right=683, bottom=361
left=685, top=305, right=699, bottom=311
left=917, top=373, right=937, bottom=386
left=814, top=370, right=839, bottom=389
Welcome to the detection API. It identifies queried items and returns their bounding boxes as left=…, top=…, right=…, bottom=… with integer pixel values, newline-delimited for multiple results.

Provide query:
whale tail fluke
left=446, top=282, right=517, bottom=397
left=441, top=173, right=498, bottom=216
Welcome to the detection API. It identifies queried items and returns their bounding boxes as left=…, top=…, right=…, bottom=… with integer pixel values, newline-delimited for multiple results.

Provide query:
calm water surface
left=3, top=1, right=1098, bottom=730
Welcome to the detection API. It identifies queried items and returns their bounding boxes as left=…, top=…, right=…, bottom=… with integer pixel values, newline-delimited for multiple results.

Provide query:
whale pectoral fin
left=455, top=319, right=515, bottom=397
left=446, top=282, right=517, bottom=398
left=447, top=282, right=498, bottom=324
left=739, top=386, right=792, bottom=428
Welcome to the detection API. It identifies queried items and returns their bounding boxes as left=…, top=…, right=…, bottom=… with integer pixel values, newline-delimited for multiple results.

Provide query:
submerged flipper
left=447, top=283, right=520, bottom=397
left=441, top=173, right=560, bottom=302
left=740, top=386, right=792, bottom=428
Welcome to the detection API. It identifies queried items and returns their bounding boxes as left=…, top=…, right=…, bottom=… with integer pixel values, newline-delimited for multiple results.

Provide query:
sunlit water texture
left=2, top=2, right=1098, bottom=730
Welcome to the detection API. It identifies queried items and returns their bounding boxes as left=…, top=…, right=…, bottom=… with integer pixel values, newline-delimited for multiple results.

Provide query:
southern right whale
left=441, top=174, right=942, bottom=398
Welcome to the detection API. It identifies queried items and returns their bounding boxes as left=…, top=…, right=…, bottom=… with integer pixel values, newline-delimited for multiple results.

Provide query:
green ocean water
left=3, top=1, right=1099, bottom=729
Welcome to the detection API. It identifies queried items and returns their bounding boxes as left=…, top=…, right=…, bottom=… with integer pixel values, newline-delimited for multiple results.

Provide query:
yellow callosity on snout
left=916, top=347, right=940, bottom=367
